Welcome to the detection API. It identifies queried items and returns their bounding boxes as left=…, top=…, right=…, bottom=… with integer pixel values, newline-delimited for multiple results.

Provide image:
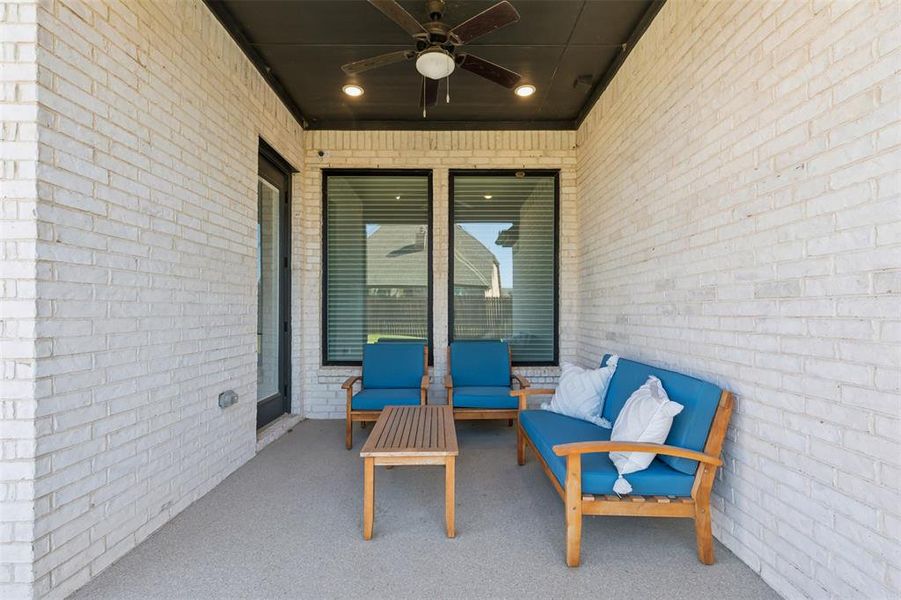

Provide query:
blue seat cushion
left=600, top=354, right=721, bottom=475
left=453, top=386, right=517, bottom=410
left=520, top=409, right=694, bottom=497
left=351, top=388, right=421, bottom=411
left=362, top=342, right=425, bottom=389
left=450, top=341, right=510, bottom=387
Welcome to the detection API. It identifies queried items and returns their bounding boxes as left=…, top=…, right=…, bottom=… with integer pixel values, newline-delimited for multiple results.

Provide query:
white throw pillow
left=541, top=356, right=618, bottom=428
left=609, top=376, right=683, bottom=495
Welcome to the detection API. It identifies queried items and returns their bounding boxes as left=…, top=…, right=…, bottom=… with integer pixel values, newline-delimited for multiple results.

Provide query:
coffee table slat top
left=361, top=406, right=458, bottom=457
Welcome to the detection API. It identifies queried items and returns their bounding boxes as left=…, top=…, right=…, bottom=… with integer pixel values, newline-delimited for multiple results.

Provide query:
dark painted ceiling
left=206, top=1, right=661, bottom=130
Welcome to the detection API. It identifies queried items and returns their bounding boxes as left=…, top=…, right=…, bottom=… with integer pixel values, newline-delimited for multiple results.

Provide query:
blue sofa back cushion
left=520, top=410, right=694, bottom=496
left=362, top=342, right=425, bottom=389
left=600, top=354, right=721, bottom=475
left=450, top=341, right=510, bottom=387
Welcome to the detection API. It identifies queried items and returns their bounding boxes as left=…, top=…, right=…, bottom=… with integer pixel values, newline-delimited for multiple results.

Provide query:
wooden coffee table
left=359, top=405, right=459, bottom=539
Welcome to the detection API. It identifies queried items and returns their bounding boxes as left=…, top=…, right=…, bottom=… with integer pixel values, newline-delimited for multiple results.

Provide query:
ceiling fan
left=341, top=0, right=523, bottom=115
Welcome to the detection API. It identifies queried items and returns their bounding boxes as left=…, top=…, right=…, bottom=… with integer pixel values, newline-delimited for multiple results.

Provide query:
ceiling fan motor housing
left=426, top=0, right=445, bottom=21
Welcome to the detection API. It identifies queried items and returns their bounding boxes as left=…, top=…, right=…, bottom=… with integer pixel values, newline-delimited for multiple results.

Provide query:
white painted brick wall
left=4, top=0, right=898, bottom=598
left=575, top=1, right=900, bottom=598
left=6, top=1, right=304, bottom=598
left=295, top=130, right=578, bottom=418
left=1, top=2, right=39, bottom=597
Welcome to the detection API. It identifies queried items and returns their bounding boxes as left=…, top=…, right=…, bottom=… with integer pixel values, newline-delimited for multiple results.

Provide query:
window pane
left=325, top=173, right=430, bottom=363
left=257, top=177, right=280, bottom=399
left=451, top=174, right=556, bottom=364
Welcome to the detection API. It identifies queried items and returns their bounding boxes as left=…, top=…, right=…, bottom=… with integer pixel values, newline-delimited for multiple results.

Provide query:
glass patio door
left=257, top=149, right=291, bottom=428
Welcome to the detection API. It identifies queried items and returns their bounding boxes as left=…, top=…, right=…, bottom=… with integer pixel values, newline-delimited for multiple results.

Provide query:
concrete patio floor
left=72, top=419, right=778, bottom=599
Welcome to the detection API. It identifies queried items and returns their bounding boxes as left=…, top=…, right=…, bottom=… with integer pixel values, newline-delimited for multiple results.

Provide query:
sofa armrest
left=512, top=373, right=530, bottom=389
left=508, top=387, right=555, bottom=397
left=420, top=375, right=430, bottom=390
left=443, top=374, right=453, bottom=390
left=551, top=441, right=722, bottom=466
left=341, top=376, right=361, bottom=390
left=510, top=387, right=554, bottom=411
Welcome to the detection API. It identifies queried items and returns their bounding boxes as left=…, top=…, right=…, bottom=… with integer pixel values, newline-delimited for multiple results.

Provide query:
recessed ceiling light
left=484, top=195, right=493, bottom=199
left=342, top=84, right=364, bottom=97
left=514, top=84, right=536, bottom=97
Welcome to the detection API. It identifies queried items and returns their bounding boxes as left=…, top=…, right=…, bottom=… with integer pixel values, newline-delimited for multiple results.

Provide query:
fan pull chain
left=446, top=75, right=450, bottom=104
left=422, top=77, right=426, bottom=118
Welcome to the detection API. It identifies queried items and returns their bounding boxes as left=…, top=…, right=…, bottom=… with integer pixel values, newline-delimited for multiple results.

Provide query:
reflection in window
left=257, top=177, right=280, bottom=399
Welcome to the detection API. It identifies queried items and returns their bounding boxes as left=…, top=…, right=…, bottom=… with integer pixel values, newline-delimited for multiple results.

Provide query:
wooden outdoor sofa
left=511, top=355, right=734, bottom=567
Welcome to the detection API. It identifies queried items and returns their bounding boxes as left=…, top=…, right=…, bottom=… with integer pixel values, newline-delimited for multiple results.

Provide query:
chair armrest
left=551, top=441, right=722, bottom=466
left=341, top=376, right=361, bottom=390
left=420, top=375, right=430, bottom=390
left=508, top=387, right=555, bottom=397
left=511, top=373, right=530, bottom=389
left=509, top=387, right=554, bottom=411
left=444, top=374, right=453, bottom=390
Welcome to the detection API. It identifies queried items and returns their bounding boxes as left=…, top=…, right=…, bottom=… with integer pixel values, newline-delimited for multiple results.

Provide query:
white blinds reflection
left=452, top=174, right=556, bottom=363
left=325, top=174, right=430, bottom=363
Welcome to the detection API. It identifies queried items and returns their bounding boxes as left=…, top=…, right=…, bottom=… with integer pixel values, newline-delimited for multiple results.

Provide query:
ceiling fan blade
left=457, top=54, right=522, bottom=89
left=341, top=50, right=414, bottom=75
left=368, top=0, right=428, bottom=37
left=420, top=76, right=439, bottom=108
left=449, top=1, right=520, bottom=45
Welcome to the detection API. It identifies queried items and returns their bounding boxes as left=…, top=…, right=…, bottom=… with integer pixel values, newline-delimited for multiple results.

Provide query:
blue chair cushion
left=450, top=341, right=510, bottom=387
left=600, top=354, right=721, bottom=475
left=453, top=386, right=517, bottom=410
left=362, top=342, right=425, bottom=389
left=351, top=388, right=421, bottom=411
left=520, top=409, right=694, bottom=497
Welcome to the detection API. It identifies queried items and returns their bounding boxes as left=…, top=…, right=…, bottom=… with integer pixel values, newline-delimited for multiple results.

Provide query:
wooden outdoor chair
left=342, top=342, right=429, bottom=449
left=513, top=355, right=734, bottom=567
left=444, top=340, right=529, bottom=423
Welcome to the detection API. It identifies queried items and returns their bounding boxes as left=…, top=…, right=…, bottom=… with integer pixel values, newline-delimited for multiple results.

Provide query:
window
left=323, top=170, right=432, bottom=364
left=449, top=171, right=558, bottom=365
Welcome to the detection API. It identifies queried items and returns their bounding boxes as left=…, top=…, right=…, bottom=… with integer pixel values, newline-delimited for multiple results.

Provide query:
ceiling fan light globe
left=416, top=49, right=455, bottom=80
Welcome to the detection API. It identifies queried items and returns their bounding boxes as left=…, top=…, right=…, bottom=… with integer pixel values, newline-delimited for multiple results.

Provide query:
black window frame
left=448, top=169, right=560, bottom=367
left=321, top=168, right=434, bottom=367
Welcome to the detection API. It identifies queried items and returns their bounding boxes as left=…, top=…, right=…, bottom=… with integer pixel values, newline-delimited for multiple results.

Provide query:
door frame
left=256, top=139, right=296, bottom=429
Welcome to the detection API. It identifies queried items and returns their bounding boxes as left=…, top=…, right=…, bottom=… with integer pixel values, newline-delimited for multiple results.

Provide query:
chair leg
left=694, top=500, right=715, bottom=564
left=345, top=415, right=352, bottom=450
left=507, top=418, right=513, bottom=427
left=564, top=454, right=582, bottom=567
left=361, top=421, right=367, bottom=429
left=516, top=421, right=525, bottom=465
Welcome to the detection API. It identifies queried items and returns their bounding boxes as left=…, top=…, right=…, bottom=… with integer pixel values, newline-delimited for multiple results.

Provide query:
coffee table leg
left=363, top=457, right=374, bottom=540
left=445, top=456, right=455, bottom=538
